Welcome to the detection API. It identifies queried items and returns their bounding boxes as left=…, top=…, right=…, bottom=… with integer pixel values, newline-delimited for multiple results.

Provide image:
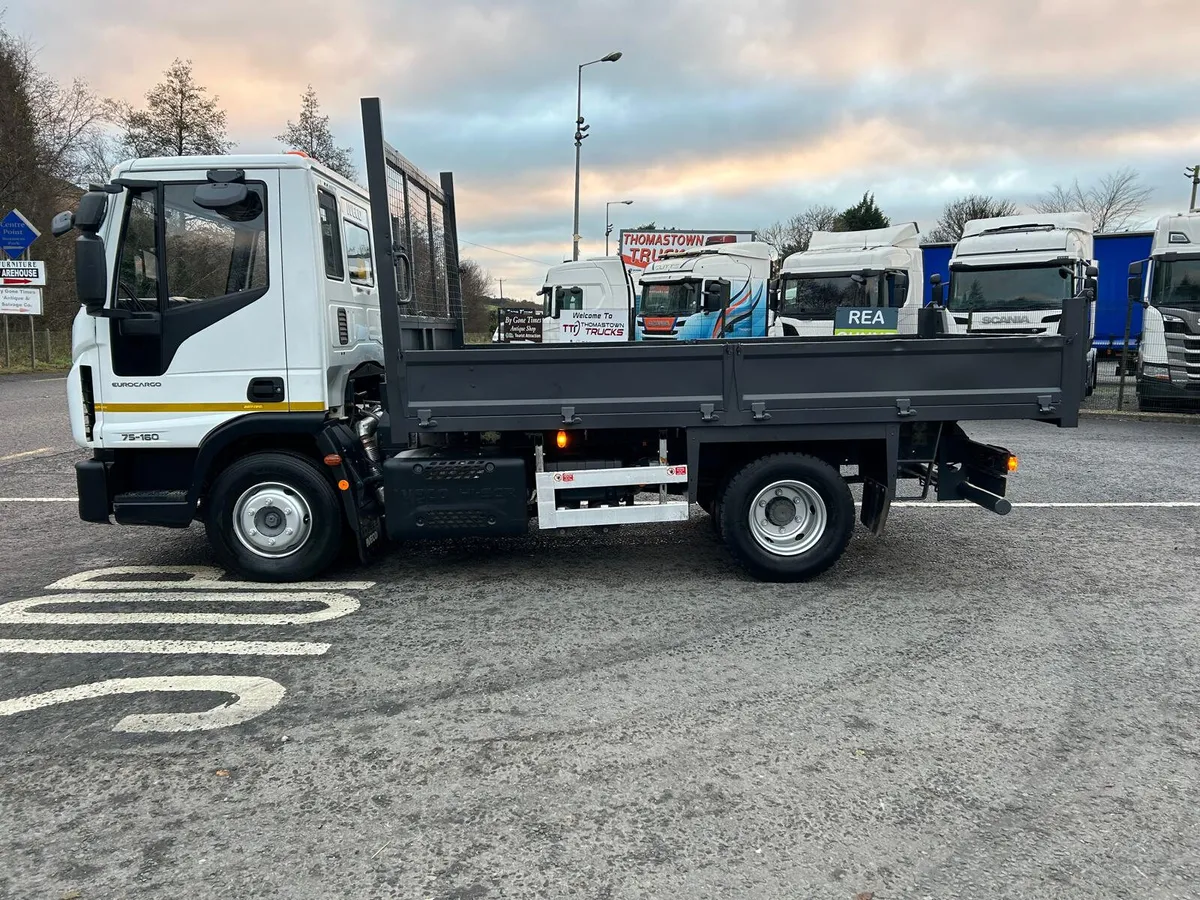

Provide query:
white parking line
left=0, top=448, right=54, bottom=462
left=0, top=676, right=286, bottom=732
left=0, top=639, right=329, bottom=656
left=48, top=566, right=376, bottom=592
left=2, top=497, right=1199, bottom=509
left=0, top=592, right=361, bottom=626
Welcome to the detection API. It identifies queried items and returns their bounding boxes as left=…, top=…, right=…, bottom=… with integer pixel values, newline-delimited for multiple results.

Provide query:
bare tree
left=1034, top=168, right=1153, bottom=232
left=0, top=19, right=107, bottom=328
left=759, top=204, right=840, bottom=258
left=927, top=194, right=1019, bottom=243
left=277, top=85, right=355, bottom=179
left=114, top=58, right=233, bottom=158
left=460, top=258, right=495, bottom=336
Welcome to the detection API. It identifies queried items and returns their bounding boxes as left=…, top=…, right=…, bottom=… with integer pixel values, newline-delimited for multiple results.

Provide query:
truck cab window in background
left=641, top=281, right=699, bottom=317
left=557, top=286, right=583, bottom=312
left=1151, top=259, right=1200, bottom=309
left=778, top=274, right=882, bottom=319
left=162, top=184, right=267, bottom=309
left=948, top=266, right=1070, bottom=313
left=317, top=189, right=345, bottom=280
left=343, top=217, right=374, bottom=286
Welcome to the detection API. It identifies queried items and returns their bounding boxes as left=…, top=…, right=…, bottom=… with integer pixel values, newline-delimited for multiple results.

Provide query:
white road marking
left=0, top=447, right=54, bottom=462
left=0, top=639, right=328, bottom=656
left=33, top=377, right=66, bottom=383
left=47, top=566, right=377, bottom=592
left=0, top=675, right=286, bottom=733
left=0, top=591, right=361, bottom=625
left=0, top=497, right=74, bottom=502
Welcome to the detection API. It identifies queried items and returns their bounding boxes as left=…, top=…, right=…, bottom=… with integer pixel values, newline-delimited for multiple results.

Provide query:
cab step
left=113, top=490, right=193, bottom=528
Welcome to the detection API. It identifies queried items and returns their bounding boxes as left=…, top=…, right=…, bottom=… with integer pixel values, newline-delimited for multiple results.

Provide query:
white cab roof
left=961, top=211, right=1092, bottom=238
left=1152, top=212, right=1200, bottom=254
left=806, top=222, right=920, bottom=252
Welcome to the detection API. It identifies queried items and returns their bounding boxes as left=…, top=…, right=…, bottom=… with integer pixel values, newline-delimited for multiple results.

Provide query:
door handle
left=247, top=377, right=285, bottom=404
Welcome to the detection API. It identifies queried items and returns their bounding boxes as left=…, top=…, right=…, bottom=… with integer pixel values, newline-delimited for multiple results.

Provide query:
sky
left=8, top=0, right=1200, bottom=299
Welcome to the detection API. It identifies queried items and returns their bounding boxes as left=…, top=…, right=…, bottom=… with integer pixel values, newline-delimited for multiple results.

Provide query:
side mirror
left=1128, top=261, right=1144, bottom=305
left=73, top=191, right=109, bottom=234
left=703, top=279, right=730, bottom=313
left=51, top=211, right=75, bottom=237
left=1083, top=264, right=1098, bottom=298
left=930, top=273, right=944, bottom=307
left=768, top=277, right=780, bottom=312
left=76, top=233, right=108, bottom=313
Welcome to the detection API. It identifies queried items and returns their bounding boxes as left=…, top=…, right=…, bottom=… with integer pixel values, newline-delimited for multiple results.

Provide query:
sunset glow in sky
left=10, top=0, right=1200, bottom=298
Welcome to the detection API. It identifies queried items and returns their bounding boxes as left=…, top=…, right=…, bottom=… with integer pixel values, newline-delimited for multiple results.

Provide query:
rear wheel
left=718, top=453, right=854, bottom=581
left=205, top=452, right=343, bottom=582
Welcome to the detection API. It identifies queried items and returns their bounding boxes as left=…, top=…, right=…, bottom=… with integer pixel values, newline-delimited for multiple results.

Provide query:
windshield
left=1150, top=258, right=1200, bottom=311
left=641, top=281, right=699, bottom=317
left=779, top=274, right=880, bottom=319
left=948, top=265, right=1070, bottom=312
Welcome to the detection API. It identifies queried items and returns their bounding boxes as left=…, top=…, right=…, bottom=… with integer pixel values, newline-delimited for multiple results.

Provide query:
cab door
left=93, top=170, right=291, bottom=449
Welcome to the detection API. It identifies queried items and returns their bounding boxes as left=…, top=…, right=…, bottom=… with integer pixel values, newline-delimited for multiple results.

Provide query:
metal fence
left=0, top=321, right=70, bottom=371
left=1089, top=343, right=1200, bottom=415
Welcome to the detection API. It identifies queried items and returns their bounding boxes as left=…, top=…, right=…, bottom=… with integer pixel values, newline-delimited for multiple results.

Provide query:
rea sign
left=834, top=306, right=899, bottom=335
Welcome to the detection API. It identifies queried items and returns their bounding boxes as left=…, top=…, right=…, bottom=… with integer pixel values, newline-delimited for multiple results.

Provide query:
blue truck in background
left=921, top=231, right=1154, bottom=356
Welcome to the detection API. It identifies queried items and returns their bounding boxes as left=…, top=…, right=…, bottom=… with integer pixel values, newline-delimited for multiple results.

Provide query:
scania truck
left=944, top=212, right=1098, bottom=395
left=1129, top=212, right=1200, bottom=411
left=58, top=96, right=1092, bottom=585
left=773, top=224, right=924, bottom=337
left=635, top=242, right=773, bottom=340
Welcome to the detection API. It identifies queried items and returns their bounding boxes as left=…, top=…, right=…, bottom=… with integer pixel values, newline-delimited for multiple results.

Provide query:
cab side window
left=114, top=189, right=159, bottom=313
left=344, top=217, right=374, bottom=286
left=318, top=190, right=344, bottom=280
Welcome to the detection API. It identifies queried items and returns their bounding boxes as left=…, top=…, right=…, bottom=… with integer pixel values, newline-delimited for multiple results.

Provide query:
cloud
left=8, top=0, right=1199, bottom=299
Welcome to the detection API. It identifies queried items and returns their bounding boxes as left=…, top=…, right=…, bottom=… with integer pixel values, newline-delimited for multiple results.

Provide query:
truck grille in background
left=1164, top=333, right=1200, bottom=380
left=80, top=365, right=95, bottom=441
left=337, top=308, right=349, bottom=345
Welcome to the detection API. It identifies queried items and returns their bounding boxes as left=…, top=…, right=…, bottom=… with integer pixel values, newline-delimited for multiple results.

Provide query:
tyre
left=718, top=452, right=854, bottom=582
left=1085, top=360, right=1096, bottom=397
left=205, top=451, right=344, bottom=582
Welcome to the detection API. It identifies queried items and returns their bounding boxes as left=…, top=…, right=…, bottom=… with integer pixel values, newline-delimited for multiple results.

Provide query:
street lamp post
left=573, top=51, right=623, bottom=262
left=606, top=200, right=633, bottom=256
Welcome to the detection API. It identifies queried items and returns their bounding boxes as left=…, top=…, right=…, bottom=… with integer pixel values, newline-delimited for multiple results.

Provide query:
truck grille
left=1165, top=333, right=1200, bottom=380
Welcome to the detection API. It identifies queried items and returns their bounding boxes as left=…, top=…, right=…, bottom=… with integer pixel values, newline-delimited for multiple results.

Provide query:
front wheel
left=718, top=453, right=855, bottom=582
left=205, top=452, right=344, bottom=582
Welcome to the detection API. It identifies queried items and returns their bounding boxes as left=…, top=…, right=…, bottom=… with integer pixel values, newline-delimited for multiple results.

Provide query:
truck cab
left=60, top=147, right=454, bottom=567
left=492, top=257, right=635, bottom=344
left=635, top=242, right=773, bottom=341
left=1132, top=212, right=1200, bottom=411
left=944, top=212, right=1098, bottom=393
left=773, top=224, right=924, bottom=337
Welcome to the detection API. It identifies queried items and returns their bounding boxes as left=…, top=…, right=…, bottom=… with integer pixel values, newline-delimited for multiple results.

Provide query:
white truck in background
left=635, top=242, right=774, bottom=341
left=773, top=224, right=924, bottom=337
left=1129, top=211, right=1200, bottom=411
left=495, top=256, right=636, bottom=343
left=943, top=212, right=1099, bottom=395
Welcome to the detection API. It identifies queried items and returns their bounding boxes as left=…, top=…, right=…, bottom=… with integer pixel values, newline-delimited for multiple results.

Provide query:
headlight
left=1141, top=362, right=1171, bottom=381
